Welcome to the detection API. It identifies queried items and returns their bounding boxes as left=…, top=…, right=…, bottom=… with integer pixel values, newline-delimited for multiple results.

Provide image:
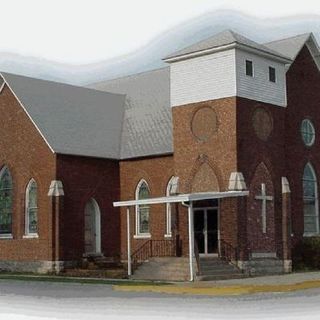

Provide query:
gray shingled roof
left=2, top=31, right=314, bottom=161
left=164, top=29, right=291, bottom=61
left=1, top=72, right=126, bottom=159
left=264, top=33, right=312, bottom=60
left=89, top=67, right=173, bottom=159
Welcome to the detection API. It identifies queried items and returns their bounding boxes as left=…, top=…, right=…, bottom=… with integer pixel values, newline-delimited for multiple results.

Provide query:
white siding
left=170, top=49, right=237, bottom=107
left=236, top=49, right=287, bottom=107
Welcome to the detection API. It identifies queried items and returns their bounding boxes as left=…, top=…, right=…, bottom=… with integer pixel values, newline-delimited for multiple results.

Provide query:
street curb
left=113, top=279, right=320, bottom=296
left=0, top=274, right=171, bottom=286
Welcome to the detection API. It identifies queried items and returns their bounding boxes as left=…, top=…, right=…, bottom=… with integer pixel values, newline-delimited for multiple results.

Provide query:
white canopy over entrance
left=113, top=190, right=249, bottom=281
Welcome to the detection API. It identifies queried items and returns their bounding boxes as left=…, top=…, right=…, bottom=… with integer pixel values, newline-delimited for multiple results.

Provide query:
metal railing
left=194, top=241, right=201, bottom=275
left=131, top=239, right=176, bottom=272
left=220, top=239, right=239, bottom=266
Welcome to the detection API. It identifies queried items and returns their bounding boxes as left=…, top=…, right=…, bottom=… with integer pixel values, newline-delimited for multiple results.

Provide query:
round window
left=301, top=119, right=315, bottom=146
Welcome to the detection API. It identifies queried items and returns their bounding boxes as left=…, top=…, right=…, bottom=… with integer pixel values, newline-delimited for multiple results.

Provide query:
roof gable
left=1, top=72, right=126, bottom=159
left=164, top=30, right=291, bottom=62
left=264, top=33, right=320, bottom=71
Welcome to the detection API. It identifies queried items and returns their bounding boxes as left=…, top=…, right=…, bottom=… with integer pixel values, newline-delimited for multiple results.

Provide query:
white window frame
left=23, top=178, right=39, bottom=238
left=303, top=163, right=319, bottom=236
left=0, top=166, right=13, bottom=239
left=134, top=179, right=151, bottom=239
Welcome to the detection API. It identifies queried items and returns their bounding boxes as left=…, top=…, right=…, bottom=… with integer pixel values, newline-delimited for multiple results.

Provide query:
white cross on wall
left=255, top=183, right=273, bottom=233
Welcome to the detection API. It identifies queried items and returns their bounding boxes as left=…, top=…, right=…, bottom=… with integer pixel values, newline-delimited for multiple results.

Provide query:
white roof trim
left=0, top=82, right=5, bottom=94
left=113, top=190, right=249, bottom=207
left=0, top=73, right=55, bottom=154
left=306, top=34, right=320, bottom=71
left=163, top=43, right=291, bottom=64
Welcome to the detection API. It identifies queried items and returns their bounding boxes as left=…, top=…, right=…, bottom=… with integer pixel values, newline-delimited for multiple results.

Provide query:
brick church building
left=0, top=30, right=319, bottom=280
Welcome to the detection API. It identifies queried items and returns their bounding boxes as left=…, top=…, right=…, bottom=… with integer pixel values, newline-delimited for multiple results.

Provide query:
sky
left=1, top=0, right=320, bottom=64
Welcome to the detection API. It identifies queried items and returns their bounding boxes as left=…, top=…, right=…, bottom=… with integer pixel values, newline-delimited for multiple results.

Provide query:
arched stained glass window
left=135, top=180, right=150, bottom=235
left=165, top=176, right=179, bottom=237
left=303, top=163, right=319, bottom=234
left=25, top=179, right=38, bottom=235
left=0, top=166, right=13, bottom=235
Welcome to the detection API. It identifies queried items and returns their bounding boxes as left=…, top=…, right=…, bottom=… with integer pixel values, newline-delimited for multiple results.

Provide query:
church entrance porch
left=114, top=189, right=249, bottom=281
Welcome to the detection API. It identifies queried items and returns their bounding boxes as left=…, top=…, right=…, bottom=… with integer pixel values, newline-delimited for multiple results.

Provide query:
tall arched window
left=135, top=180, right=150, bottom=236
left=25, top=179, right=38, bottom=236
left=303, top=163, right=319, bottom=235
left=0, top=166, right=13, bottom=236
left=165, top=176, right=179, bottom=237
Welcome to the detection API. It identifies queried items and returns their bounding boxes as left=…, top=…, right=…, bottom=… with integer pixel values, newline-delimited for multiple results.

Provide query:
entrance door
left=84, top=198, right=101, bottom=254
left=194, top=208, right=218, bottom=255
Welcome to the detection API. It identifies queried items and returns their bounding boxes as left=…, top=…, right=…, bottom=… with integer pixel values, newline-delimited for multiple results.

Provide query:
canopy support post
left=126, top=206, right=132, bottom=277
left=188, top=201, right=194, bottom=281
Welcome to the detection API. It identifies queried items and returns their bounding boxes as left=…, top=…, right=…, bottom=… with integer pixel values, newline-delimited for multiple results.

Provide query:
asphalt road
left=0, top=280, right=320, bottom=319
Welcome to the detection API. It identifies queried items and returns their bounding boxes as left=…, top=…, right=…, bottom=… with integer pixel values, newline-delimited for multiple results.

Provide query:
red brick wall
left=247, top=162, right=276, bottom=253
left=172, top=98, right=238, bottom=193
left=56, top=154, right=120, bottom=261
left=236, top=97, right=286, bottom=257
left=0, top=84, right=56, bottom=261
left=119, top=155, right=175, bottom=259
left=285, top=45, right=320, bottom=244
left=172, top=98, right=239, bottom=252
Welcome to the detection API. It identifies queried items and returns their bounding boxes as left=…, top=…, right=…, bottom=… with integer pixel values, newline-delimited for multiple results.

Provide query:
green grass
left=0, top=273, right=171, bottom=286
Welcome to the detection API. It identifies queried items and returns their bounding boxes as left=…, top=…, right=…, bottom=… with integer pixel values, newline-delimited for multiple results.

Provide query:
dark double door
left=194, top=208, right=218, bottom=255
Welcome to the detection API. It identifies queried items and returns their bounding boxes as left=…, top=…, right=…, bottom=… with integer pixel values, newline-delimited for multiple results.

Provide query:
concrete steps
left=132, top=256, right=246, bottom=281
left=132, top=257, right=189, bottom=281
left=82, top=255, right=122, bottom=269
left=61, top=254, right=126, bottom=279
left=197, top=257, right=245, bottom=281
left=247, top=258, right=283, bottom=275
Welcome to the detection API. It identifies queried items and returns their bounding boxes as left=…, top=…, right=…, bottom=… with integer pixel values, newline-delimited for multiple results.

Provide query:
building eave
left=163, top=42, right=292, bottom=64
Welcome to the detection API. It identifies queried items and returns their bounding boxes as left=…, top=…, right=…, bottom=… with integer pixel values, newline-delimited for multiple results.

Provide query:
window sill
left=23, top=234, right=39, bottom=239
left=134, top=234, right=151, bottom=239
left=303, top=232, right=320, bottom=237
left=0, top=234, right=13, bottom=239
left=164, top=234, right=172, bottom=238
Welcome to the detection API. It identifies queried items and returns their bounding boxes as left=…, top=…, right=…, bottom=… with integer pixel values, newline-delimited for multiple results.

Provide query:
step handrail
left=131, top=240, right=152, bottom=271
left=131, top=239, right=176, bottom=272
left=220, top=239, right=239, bottom=267
left=194, top=241, right=201, bottom=275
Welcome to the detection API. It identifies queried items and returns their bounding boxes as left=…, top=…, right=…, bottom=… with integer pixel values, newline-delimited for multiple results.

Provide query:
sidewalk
left=178, top=271, right=320, bottom=287
left=114, top=271, right=320, bottom=296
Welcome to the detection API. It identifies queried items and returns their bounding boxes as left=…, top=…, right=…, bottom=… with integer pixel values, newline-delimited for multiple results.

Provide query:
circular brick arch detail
left=191, top=106, right=218, bottom=142
left=252, top=107, right=273, bottom=141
